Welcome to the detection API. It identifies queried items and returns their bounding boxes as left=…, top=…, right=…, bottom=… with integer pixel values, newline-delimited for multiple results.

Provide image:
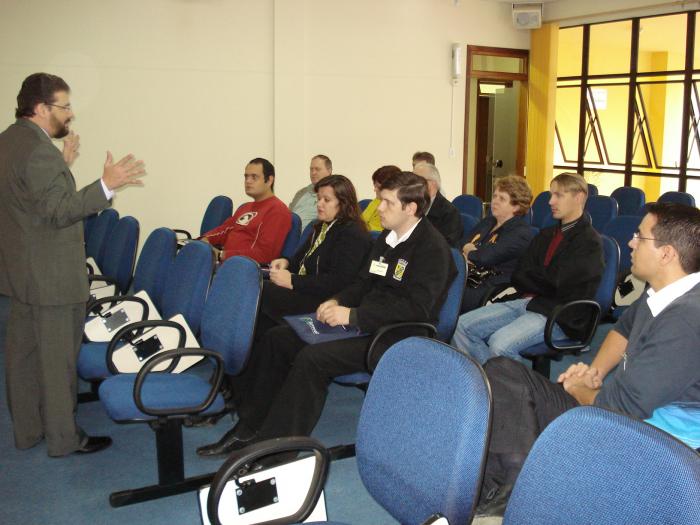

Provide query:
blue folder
left=283, top=313, right=367, bottom=345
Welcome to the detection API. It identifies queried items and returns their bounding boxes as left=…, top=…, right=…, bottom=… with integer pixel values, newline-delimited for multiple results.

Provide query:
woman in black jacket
left=258, top=174, right=371, bottom=333
left=461, top=175, right=535, bottom=312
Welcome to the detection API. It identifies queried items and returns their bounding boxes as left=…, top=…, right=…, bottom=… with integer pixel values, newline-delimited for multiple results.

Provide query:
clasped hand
left=557, top=362, right=602, bottom=390
left=316, top=299, right=350, bottom=327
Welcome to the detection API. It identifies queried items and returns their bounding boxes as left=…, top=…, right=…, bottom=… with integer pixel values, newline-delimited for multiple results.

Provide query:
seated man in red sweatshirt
left=200, top=158, right=291, bottom=263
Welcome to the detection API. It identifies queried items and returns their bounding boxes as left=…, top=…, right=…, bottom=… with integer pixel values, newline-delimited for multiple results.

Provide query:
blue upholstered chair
left=281, top=212, right=302, bottom=258
left=459, top=213, right=480, bottom=246
left=658, top=190, right=696, bottom=208
left=584, top=195, right=618, bottom=233
left=587, top=182, right=599, bottom=197
left=358, top=198, right=372, bottom=211
left=83, top=212, right=98, bottom=244
left=85, top=208, right=119, bottom=265
left=503, top=406, right=700, bottom=525
left=78, top=240, right=214, bottom=384
left=205, top=337, right=492, bottom=525
left=602, top=215, right=641, bottom=275
left=519, top=235, right=620, bottom=377
left=297, top=220, right=317, bottom=253
left=610, top=186, right=645, bottom=216
left=174, top=195, right=233, bottom=242
left=530, top=191, right=556, bottom=229
left=88, top=216, right=140, bottom=296
left=452, top=194, right=483, bottom=220
left=98, top=256, right=262, bottom=508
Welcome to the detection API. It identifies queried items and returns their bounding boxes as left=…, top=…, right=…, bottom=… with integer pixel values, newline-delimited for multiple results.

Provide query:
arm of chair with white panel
left=203, top=437, right=330, bottom=525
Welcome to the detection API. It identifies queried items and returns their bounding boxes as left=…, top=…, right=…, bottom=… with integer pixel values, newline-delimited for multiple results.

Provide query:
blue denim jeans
left=450, top=298, right=566, bottom=365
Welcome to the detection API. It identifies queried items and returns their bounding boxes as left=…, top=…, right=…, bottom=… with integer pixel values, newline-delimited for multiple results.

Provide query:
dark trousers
left=236, top=325, right=372, bottom=439
left=481, top=357, right=579, bottom=491
left=4, top=298, right=86, bottom=456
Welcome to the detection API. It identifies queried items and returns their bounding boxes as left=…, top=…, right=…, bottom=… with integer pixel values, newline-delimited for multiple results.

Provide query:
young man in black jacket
left=451, top=172, right=603, bottom=364
left=197, top=171, right=457, bottom=456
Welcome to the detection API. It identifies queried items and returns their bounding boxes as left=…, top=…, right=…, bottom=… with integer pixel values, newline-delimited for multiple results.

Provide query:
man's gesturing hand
left=102, top=151, right=146, bottom=190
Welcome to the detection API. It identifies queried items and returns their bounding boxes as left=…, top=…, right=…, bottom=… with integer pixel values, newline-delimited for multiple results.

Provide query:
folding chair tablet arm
left=133, top=348, right=224, bottom=417
left=86, top=294, right=151, bottom=320
left=207, top=436, right=330, bottom=525
left=172, top=228, right=193, bottom=240
left=541, top=299, right=601, bottom=352
left=105, top=319, right=188, bottom=375
left=366, top=322, right=437, bottom=373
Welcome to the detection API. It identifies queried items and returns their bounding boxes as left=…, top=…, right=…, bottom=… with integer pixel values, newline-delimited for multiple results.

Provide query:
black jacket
left=465, top=214, right=534, bottom=281
left=427, top=192, right=463, bottom=247
left=335, top=219, right=457, bottom=334
left=511, top=214, right=604, bottom=340
left=288, top=219, right=371, bottom=299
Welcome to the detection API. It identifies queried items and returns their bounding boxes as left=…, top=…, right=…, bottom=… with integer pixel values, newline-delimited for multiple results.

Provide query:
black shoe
left=75, top=436, right=112, bottom=455
left=196, top=423, right=258, bottom=457
left=475, top=484, right=512, bottom=518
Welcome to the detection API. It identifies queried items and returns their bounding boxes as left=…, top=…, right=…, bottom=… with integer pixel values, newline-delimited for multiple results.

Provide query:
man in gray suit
left=0, top=73, right=145, bottom=456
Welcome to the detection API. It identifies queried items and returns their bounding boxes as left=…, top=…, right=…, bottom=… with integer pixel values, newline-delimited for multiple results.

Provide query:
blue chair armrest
left=105, top=319, right=187, bottom=375
left=133, top=348, right=224, bottom=417
left=543, top=299, right=601, bottom=352
left=172, top=228, right=193, bottom=240
left=207, top=436, right=330, bottom=525
left=366, top=322, right=437, bottom=372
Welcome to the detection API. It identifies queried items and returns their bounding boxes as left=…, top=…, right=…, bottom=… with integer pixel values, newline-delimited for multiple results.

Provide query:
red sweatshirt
left=201, top=195, right=291, bottom=263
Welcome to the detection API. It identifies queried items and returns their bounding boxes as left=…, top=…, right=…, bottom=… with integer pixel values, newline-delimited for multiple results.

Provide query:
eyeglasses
left=632, top=231, right=658, bottom=242
left=46, top=103, right=72, bottom=111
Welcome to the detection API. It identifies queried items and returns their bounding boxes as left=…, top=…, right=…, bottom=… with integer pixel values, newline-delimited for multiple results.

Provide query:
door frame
left=463, top=45, right=529, bottom=198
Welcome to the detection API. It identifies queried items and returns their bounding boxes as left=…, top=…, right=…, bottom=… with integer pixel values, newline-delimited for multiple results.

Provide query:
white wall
left=0, top=0, right=529, bottom=242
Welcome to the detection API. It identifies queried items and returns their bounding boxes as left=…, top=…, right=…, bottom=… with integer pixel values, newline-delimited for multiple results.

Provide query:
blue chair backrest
left=459, top=213, right=480, bottom=245
left=296, top=220, right=317, bottom=257
left=585, top=195, right=619, bottom=233
left=597, top=235, right=620, bottom=314
left=357, top=337, right=491, bottom=525
left=658, top=191, right=696, bottom=207
left=452, top=194, right=483, bottom=220
left=610, top=186, right=645, bottom=216
left=99, top=216, right=140, bottom=294
left=587, top=183, right=599, bottom=197
left=199, top=195, right=233, bottom=236
left=602, top=216, right=641, bottom=273
left=86, top=208, right=119, bottom=264
left=358, top=198, right=372, bottom=211
left=200, top=256, right=261, bottom=376
left=503, top=406, right=700, bottom=525
left=131, top=227, right=177, bottom=300
left=531, top=191, right=556, bottom=229
left=159, top=240, right=214, bottom=334
left=436, top=248, right=467, bottom=342
left=280, top=212, right=302, bottom=258
left=84, top=213, right=98, bottom=244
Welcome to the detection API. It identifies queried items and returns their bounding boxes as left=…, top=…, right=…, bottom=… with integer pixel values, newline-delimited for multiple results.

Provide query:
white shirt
left=384, top=218, right=422, bottom=249
left=646, top=271, right=700, bottom=317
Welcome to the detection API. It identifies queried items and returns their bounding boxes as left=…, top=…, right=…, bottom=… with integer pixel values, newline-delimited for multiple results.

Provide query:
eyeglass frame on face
left=632, top=231, right=662, bottom=243
left=46, top=103, right=72, bottom=112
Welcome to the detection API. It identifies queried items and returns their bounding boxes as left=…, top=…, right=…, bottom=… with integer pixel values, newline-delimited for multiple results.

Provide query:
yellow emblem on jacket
left=393, top=258, right=408, bottom=281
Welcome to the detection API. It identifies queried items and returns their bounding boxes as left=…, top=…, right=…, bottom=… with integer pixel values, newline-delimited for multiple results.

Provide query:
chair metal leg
left=329, top=443, right=356, bottom=461
left=108, top=419, right=214, bottom=507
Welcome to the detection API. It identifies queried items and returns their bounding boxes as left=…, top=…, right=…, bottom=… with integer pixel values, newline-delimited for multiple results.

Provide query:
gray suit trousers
left=4, top=298, right=86, bottom=456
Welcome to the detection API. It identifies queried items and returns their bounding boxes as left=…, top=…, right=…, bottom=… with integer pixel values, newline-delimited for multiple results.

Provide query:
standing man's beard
left=49, top=114, right=70, bottom=139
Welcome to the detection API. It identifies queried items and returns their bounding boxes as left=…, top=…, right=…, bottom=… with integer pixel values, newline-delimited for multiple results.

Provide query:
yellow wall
left=525, top=23, right=559, bottom=194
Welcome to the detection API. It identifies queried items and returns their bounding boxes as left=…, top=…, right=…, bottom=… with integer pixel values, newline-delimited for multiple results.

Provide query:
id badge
left=369, top=259, right=389, bottom=276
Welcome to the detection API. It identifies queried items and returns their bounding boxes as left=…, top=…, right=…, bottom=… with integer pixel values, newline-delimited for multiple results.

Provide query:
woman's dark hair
left=371, top=165, right=401, bottom=186
left=16, top=73, right=70, bottom=119
left=314, top=174, right=366, bottom=230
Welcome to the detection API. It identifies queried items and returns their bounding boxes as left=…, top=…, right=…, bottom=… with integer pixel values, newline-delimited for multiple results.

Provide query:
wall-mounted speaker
left=512, top=3, right=542, bottom=30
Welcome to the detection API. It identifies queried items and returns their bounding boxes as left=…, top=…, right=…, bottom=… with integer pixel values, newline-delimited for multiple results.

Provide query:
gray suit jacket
left=0, top=119, right=110, bottom=305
